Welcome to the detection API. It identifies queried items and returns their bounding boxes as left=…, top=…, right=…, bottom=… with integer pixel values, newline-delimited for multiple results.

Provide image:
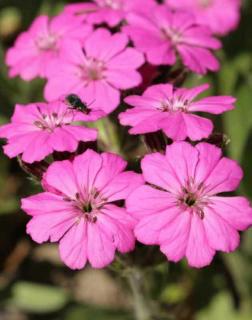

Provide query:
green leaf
left=196, top=292, right=251, bottom=320
left=11, top=281, right=69, bottom=313
left=223, top=84, right=252, bottom=161
left=220, top=54, right=252, bottom=161
left=65, top=305, right=131, bottom=320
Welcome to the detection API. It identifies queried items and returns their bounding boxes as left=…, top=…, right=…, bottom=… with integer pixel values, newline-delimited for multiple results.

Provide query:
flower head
left=6, top=14, right=92, bottom=80
left=120, top=83, right=235, bottom=141
left=126, top=142, right=252, bottom=268
left=165, top=0, right=241, bottom=35
left=45, top=28, right=145, bottom=114
left=64, top=0, right=157, bottom=27
left=21, top=150, right=143, bottom=269
left=123, top=5, right=221, bottom=74
left=0, top=100, right=101, bottom=163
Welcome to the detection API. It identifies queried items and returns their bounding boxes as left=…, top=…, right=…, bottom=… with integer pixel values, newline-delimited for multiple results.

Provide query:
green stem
left=90, top=117, right=121, bottom=154
left=126, top=268, right=153, bottom=320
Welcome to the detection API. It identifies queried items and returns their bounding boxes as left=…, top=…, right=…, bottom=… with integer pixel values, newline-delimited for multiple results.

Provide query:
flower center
left=36, top=33, right=58, bottom=51
left=159, top=98, right=188, bottom=112
left=70, top=190, right=108, bottom=224
left=99, top=0, right=123, bottom=9
left=82, top=202, right=93, bottom=213
left=198, top=0, right=213, bottom=8
left=184, top=194, right=197, bottom=207
left=33, top=106, right=72, bottom=132
left=80, top=58, right=106, bottom=82
left=178, top=179, right=208, bottom=219
left=161, top=27, right=182, bottom=44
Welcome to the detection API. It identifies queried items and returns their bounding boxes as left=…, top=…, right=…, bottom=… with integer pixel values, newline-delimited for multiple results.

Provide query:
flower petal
left=99, top=206, right=136, bottom=253
left=87, top=222, right=116, bottom=268
left=63, top=125, right=97, bottom=142
left=106, top=69, right=142, bottom=90
left=126, top=185, right=176, bottom=219
left=94, top=152, right=127, bottom=191
left=204, top=206, right=240, bottom=252
left=194, top=142, right=222, bottom=184
left=141, top=152, right=182, bottom=193
left=21, top=131, right=52, bottom=163
left=136, top=206, right=182, bottom=245
left=21, top=192, right=73, bottom=216
left=83, top=81, right=120, bottom=114
left=164, top=142, right=199, bottom=188
left=177, top=45, right=219, bottom=74
left=84, top=29, right=128, bottom=61
left=49, top=127, right=78, bottom=152
left=189, top=96, right=236, bottom=114
left=161, top=113, right=188, bottom=141
left=101, top=171, right=144, bottom=202
left=208, top=196, right=252, bottom=231
left=204, top=157, right=243, bottom=195
left=186, top=214, right=215, bottom=268
left=160, top=210, right=191, bottom=262
left=26, top=211, right=76, bottom=243
left=107, top=47, right=144, bottom=69
left=73, top=149, right=102, bottom=193
left=59, top=218, right=88, bottom=270
left=45, top=160, right=79, bottom=198
left=182, top=113, right=213, bottom=141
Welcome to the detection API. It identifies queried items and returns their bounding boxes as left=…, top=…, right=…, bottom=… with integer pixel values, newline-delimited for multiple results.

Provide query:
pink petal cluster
left=21, top=150, right=143, bottom=269
left=0, top=100, right=101, bottom=163
left=45, top=28, right=144, bottom=114
left=123, top=5, right=221, bottom=74
left=166, top=0, right=241, bottom=36
left=2, top=0, right=250, bottom=273
left=64, top=0, right=157, bottom=27
left=126, top=142, right=252, bottom=268
left=120, top=83, right=235, bottom=141
left=6, top=14, right=92, bottom=80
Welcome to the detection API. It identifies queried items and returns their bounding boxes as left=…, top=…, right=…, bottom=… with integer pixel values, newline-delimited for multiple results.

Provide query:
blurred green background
left=1, top=0, right=252, bottom=319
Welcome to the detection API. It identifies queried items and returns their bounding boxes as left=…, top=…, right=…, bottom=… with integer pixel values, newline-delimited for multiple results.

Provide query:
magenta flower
left=119, top=83, right=235, bottom=141
left=64, top=0, right=157, bottom=27
left=123, top=5, right=221, bottom=74
left=0, top=101, right=101, bottom=163
left=6, top=14, right=92, bottom=80
left=21, top=150, right=143, bottom=269
left=126, top=142, right=252, bottom=268
left=44, top=28, right=145, bottom=114
left=166, top=0, right=241, bottom=36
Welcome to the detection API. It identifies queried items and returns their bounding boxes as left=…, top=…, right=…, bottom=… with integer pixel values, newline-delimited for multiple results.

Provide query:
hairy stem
left=126, top=268, right=153, bottom=320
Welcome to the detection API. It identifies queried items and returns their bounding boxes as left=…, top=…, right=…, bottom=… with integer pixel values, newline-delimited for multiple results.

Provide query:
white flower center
left=36, top=34, right=58, bottom=51
left=159, top=98, right=188, bottom=112
left=101, top=0, right=123, bottom=9
left=161, top=27, right=182, bottom=44
left=33, top=107, right=73, bottom=132
left=198, top=0, right=213, bottom=8
left=80, top=58, right=106, bottom=82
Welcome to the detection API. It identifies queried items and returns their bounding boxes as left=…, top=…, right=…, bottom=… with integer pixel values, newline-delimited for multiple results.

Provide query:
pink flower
left=64, top=0, right=157, bottom=27
left=0, top=100, right=101, bottom=163
left=123, top=5, right=221, bottom=74
left=119, top=83, right=235, bottom=141
left=21, top=150, right=143, bottom=269
left=165, top=0, right=241, bottom=36
left=44, top=28, right=145, bottom=114
left=6, top=14, right=92, bottom=80
left=126, top=142, right=252, bottom=268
